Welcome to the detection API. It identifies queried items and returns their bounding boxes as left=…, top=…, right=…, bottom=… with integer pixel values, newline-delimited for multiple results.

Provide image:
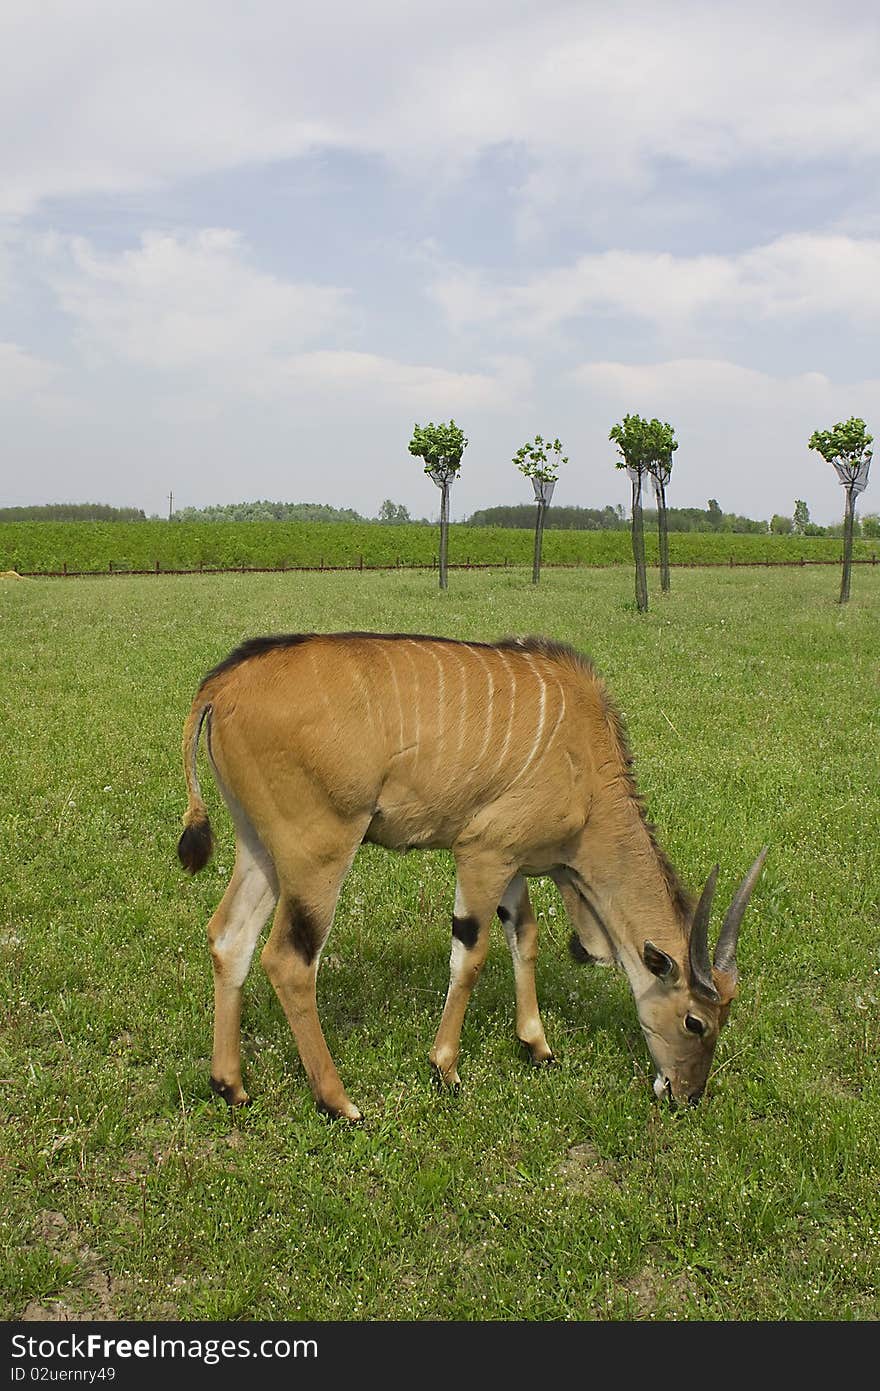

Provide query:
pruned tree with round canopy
left=513, top=433, right=567, bottom=584
left=408, top=420, right=468, bottom=590
left=644, top=418, right=678, bottom=594
left=610, top=413, right=654, bottom=611
left=808, top=416, right=873, bottom=603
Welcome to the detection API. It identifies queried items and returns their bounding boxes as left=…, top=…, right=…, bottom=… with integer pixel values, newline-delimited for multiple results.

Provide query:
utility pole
left=168, top=491, right=173, bottom=522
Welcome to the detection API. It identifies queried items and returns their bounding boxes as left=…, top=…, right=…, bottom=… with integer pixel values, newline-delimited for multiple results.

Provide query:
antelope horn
left=713, top=845, right=769, bottom=978
left=689, top=864, right=720, bottom=1001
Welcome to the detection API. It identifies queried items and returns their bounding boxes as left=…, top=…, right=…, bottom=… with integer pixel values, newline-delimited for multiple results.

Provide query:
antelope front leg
left=430, top=854, right=515, bottom=1089
left=497, top=876, right=554, bottom=1065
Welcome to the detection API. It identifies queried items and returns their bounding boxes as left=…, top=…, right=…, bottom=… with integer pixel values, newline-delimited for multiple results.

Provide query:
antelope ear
left=643, top=941, right=679, bottom=981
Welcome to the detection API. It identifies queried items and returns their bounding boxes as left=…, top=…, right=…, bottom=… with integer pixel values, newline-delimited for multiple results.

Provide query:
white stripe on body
left=347, top=650, right=375, bottom=733
left=401, top=639, right=427, bottom=754
left=421, top=643, right=446, bottom=775
left=308, top=649, right=336, bottom=735
left=452, top=650, right=469, bottom=764
left=469, top=644, right=496, bottom=774
left=495, top=649, right=517, bottom=769
left=507, top=655, right=548, bottom=788
left=507, top=659, right=568, bottom=791
left=376, top=642, right=405, bottom=752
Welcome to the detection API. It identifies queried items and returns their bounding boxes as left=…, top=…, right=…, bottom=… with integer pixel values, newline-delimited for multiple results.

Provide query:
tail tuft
left=178, top=812, right=214, bottom=874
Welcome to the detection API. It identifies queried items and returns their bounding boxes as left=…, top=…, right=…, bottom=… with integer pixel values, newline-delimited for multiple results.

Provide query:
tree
left=610, top=414, right=654, bottom=611
left=707, top=498, right=723, bottom=529
left=408, top=420, right=468, bottom=590
left=644, top=418, right=678, bottom=593
left=808, top=416, right=873, bottom=603
left=376, top=499, right=411, bottom=525
left=770, top=513, right=794, bottom=535
left=792, top=499, right=810, bottom=534
left=862, top=513, right=880, bottom=539
left=512, top=433, right=567, bottom=583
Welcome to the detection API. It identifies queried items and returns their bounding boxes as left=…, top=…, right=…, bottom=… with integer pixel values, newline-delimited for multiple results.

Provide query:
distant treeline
left=467, top=502, right=768, bottom=533
left=4, top=497, right=877, bottom=538
left=172, top=500, right=369, bottom=524
left=466, top=504, right=628, bottom=530
left=0, top=503, right=148, bottom=522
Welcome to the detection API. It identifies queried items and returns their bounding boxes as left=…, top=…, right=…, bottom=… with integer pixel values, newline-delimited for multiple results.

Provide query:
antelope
left=178, top=631, right=767, bottom=1120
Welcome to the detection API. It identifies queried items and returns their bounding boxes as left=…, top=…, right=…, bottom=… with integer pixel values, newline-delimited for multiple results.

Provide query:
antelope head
left=637, top=847, right=768, bottom=1106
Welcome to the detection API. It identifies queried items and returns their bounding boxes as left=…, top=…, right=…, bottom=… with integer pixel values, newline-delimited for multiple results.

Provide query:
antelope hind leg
left=260, top=827, right=364, bottom=1121
left=208, top=836, right=278, bottom=1105
left=497, top=876, right=554, bottom=1065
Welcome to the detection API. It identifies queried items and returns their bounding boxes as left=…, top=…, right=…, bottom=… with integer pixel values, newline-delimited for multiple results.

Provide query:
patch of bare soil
left=18, top=1209, right=128, bottom=1322
left=622, top=1248, right=694, bottom=1318
left=557, top=1141, right=618, bottom=1195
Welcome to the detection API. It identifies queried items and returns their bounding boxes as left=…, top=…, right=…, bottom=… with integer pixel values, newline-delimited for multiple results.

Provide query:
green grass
left=1, top=517, right=877, bottom=574
left=1, top=564, right=878, bottom=1321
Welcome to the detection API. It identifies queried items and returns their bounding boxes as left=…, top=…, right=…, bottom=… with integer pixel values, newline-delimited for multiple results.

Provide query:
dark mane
left=198, top=630, right=591, bottom=691
left=598, top=690, right=695, bottom=923
left=198, top=632, right=317, bottom=689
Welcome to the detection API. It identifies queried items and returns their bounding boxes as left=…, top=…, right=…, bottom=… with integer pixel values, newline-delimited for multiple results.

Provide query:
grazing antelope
left=178, top=632, right=767, bottom=1119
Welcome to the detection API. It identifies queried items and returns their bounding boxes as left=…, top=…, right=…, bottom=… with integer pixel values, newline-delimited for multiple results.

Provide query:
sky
left=2, top=0, right=879, bottom=525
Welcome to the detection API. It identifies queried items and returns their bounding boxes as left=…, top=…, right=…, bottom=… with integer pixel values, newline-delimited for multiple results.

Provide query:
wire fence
left=9, top=552, right=879, bottom=579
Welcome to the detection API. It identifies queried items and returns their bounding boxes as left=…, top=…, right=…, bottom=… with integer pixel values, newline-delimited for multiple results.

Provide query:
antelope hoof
left=210, top=1076, right=250, bottom=1107
left=519, top=1039, right=557, bottom=1067
left=316, top=1097, right=363, bottom=1123
left=430, top=1059, right=461, bottom=1092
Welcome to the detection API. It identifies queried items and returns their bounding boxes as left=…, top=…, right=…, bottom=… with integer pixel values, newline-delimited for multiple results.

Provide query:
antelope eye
left=685, top=1014, right=706, bottom=1036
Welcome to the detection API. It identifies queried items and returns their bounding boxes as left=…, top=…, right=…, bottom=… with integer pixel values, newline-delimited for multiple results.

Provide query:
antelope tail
left=177, top=698, right=214, bottom=874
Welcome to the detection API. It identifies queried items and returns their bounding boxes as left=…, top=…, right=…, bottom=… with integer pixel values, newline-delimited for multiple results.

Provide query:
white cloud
left=429, top=235, right=880, bottom=334
left=41, top=229, right=352, bottom=373
left=0, top=342, right=60, bottom=400
left=2, top=2, right=879, bottom=215
left=272, top=350, right=531, bottom=413
left=36, top=228, right=529, bottom=413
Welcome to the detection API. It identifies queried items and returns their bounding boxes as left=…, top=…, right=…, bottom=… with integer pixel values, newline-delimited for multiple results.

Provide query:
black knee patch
left=496, top=904, right=513, bottom=924
left=452, top=914, right=480, bottom=950
left=287, top=899, right=322, bottom=964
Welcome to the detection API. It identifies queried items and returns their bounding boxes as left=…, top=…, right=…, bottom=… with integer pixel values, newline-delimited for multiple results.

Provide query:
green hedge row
left=0, top=519, right=875, bottom=575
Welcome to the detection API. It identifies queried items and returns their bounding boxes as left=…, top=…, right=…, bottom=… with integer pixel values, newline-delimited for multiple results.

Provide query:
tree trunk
left=532, top=501, right=546, bottom=584
left=438, top=482, right=450, bottom=590
left=631, top=473, right=648, bottom=612
left=657, top=478, right=670, bottom=593
left=839, top=486, right=855, bottom=604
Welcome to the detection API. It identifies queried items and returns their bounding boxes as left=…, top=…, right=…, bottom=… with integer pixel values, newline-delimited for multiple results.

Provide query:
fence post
left=155, top=559, right=160, bottom=574
left=108, top=560, right=113, bottom=573
left=359, top=555, right=363, bottom=571
left=63, top=562, right=67, bottom=577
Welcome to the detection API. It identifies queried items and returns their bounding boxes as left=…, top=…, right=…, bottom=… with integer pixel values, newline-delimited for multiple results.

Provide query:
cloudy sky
left=2, top=0, right=878, bottom=523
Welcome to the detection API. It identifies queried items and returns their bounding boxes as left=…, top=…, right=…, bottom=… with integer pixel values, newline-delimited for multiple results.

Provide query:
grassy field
left=1, top=564, right=878, bottom=1322
left=0, top=517, right=877, bottom=574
